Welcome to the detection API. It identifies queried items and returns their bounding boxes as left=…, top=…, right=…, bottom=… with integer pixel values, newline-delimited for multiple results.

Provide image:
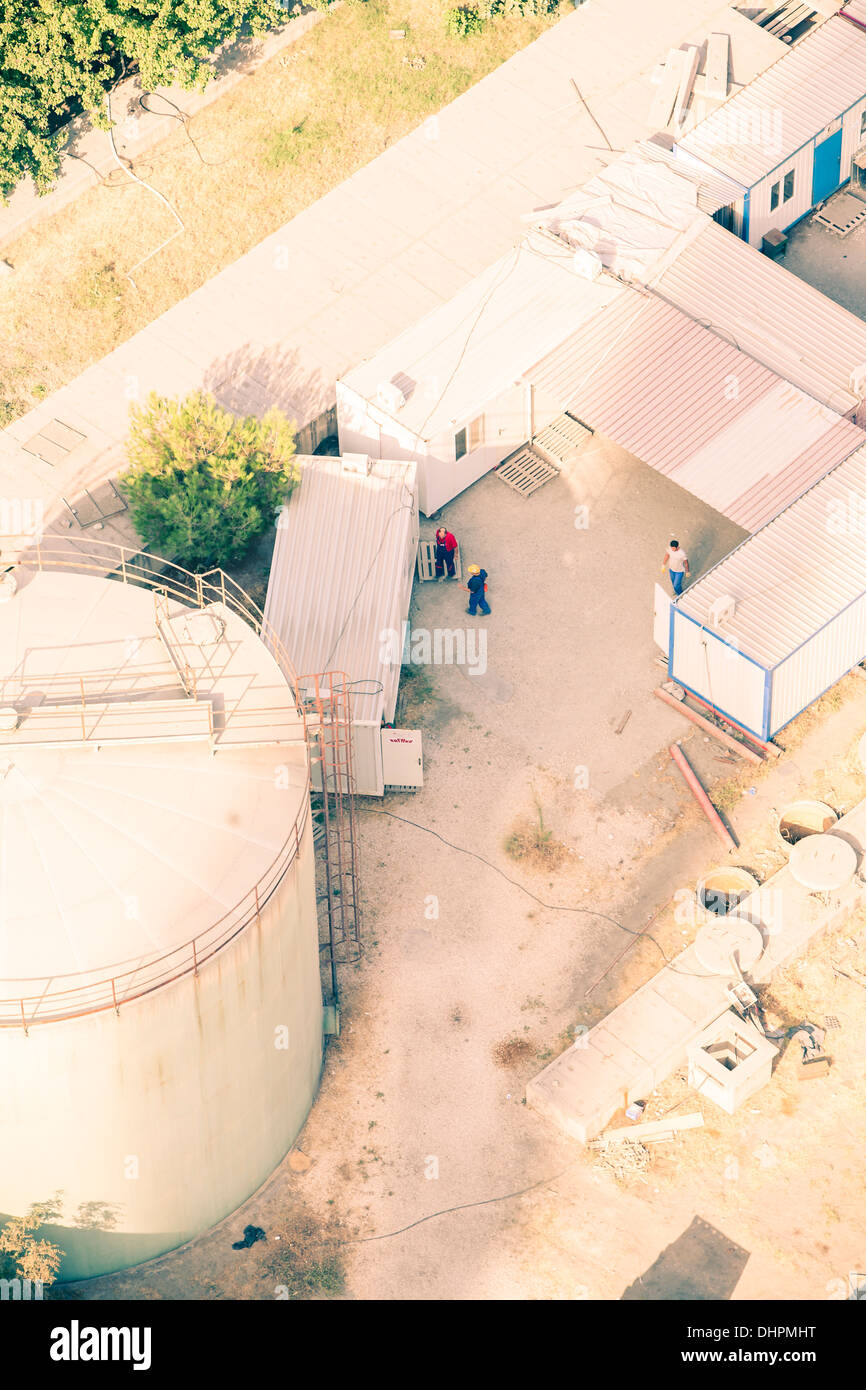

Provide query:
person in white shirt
left=662, top=539, right=689, bottom=596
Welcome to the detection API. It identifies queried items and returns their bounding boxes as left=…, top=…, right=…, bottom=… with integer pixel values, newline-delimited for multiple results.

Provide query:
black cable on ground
left=138, top=93, right=226, bottom=167
left=363, top=807, right=715, bottom=979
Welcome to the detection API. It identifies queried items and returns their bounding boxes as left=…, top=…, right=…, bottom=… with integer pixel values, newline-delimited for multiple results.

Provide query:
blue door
left=812, top=128, right=843, bottom=204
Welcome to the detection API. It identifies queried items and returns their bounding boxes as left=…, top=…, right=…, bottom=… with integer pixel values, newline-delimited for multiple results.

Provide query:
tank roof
left=0, top=569, right=308, bottom=992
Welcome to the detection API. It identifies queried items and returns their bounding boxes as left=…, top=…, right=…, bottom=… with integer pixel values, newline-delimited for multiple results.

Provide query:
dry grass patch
left=0, top=0, right=562, bottom=423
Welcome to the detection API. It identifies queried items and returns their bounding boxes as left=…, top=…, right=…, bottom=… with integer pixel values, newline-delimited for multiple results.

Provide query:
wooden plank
left=649, top=48, right=688, bottom=129
left=704, top=33, right=729, bottom=102
left=673, top=45, right=701, bottom=129
left=603, top=1112, right=704, bottom=1143
left=415, top=539, right=436, bottom=582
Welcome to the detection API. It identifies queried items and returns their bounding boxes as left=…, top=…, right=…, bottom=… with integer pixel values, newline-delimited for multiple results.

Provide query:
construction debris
left=602, top=1112, right=704, bottom=1144
left=615, top=709, right=632, bottom=736
left=655, top=686, right=762, bottom=764
left=590, top=1138, right=652, bottom=1182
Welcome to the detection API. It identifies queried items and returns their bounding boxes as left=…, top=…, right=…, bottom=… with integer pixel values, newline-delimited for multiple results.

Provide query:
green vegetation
left=504, top=795, right=567, bottom=869
left=446, top=6, right=486, bottom=36
left=0, top=0, right=282, bottom=201
left=121, top=390, right=299, bottom=569
left=261, top=116, right=338, bottom=171
left=0, top=1199, right=65, bottom=1286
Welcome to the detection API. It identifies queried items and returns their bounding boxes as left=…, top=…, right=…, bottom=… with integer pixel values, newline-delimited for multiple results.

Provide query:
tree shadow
left=203, top=341, right=332, bottom=435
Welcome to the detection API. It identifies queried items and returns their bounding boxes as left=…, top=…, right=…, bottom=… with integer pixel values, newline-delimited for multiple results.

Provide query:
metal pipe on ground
left=670, top=741, right=737, bottom=852
left=683, top=688, right=782, bottom=759
left=654, top=687, right=762, bottom=765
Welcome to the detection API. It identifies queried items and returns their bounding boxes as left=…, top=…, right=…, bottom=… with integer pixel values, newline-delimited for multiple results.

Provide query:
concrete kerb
left=526, top=801, right=866, bottom=1144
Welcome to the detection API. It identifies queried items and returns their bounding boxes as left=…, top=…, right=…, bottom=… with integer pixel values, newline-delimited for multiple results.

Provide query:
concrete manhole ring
left=694, top=916, right=764, bottom=975
left=787, top=833, right=857, bottom=892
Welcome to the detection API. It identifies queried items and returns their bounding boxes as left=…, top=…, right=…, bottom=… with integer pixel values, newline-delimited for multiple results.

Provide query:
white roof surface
left=648, top=219, right=866, bottom=413
left=677, top=443, right=866, bottom=665
left=339, top=232, right=626, bottom=439
left=264, top=456, right=418, bottom=725
left=532, top=147, right=709, bottom=284
left=0, top=0, right=787, bottom=542
left=0, top=571, right=307, bottom=981
left=677, top=15, right=866, bottom=186
left=526, top=291, right=865, bottom=532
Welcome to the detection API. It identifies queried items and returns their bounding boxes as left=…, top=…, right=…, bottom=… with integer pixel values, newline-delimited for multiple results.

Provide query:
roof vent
left=376, top=380, right=406, bottom=413
left=709, top=594, right=736, bottom=629
left=341, top=452, right=373, bottom=476
left=849, top=362, right=866, bottom=399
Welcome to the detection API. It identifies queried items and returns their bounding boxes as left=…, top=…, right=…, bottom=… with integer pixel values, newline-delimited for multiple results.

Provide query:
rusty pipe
left=670, top=742, right=737, bottom=852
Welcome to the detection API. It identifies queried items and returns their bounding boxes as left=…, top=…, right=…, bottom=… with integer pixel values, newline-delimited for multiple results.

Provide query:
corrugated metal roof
left=526, top=291, right=864, bottom=531
left=843, top=2, right=866, bottom=31
left=263, top=456, right=418, bottom=725
left=678, top=16, right=866, bottom=186
left=649, top=219, right=866, bottom=413
left=677, top=442, right=866, bottom=665
left=635, top=139, right=748, bottom=212
left=339, top=232, right=625, bottom=440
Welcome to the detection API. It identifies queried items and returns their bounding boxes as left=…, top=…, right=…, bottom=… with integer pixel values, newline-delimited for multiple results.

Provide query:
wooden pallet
left=495, top=446, right=560, bottom=497
left=533, top=413, right=592, bottom=462
left=813, top=193, right=866, bottom=237
left=416, top=537, right=463, bottom=583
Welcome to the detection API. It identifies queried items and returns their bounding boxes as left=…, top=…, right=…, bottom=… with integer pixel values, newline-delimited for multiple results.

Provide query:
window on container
left=455, top=415, right=484, bottom=460
left=783, top=169, right=795, bottom=203
left=769, top=181, right=780, bottom=211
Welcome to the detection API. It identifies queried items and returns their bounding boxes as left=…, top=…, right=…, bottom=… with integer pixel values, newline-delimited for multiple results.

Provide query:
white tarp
left=532, top=148, right=708, bottom=284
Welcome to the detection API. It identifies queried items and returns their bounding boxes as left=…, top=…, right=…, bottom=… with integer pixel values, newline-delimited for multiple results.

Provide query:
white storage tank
left=0, top=551, right=322, bottom=1279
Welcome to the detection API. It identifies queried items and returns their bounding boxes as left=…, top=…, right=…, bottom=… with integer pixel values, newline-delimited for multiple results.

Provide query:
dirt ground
left=60, top=439, right=866, bottom=1301
left=785, top=201, right=866, bottom=320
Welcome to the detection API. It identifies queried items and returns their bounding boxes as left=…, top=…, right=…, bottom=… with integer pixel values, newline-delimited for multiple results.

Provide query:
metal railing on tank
left=0, top=536, right=311, bottom=1029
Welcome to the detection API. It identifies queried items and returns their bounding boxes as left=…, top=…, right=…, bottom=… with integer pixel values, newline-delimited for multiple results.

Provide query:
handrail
left=0, top=537, right=312, bottom=1028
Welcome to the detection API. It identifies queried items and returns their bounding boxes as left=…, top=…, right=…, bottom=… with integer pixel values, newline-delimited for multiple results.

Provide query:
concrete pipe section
left=776, top=799, right=837, bottom=848
left=694, top=916, right=765, bottom=976
left=696, top=866, right=759, bottom=918
left=787, top=834, right=858, bottom=892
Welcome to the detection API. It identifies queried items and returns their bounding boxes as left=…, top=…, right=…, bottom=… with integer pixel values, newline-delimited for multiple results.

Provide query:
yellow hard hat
left=467, top=564, right=480, bottom=575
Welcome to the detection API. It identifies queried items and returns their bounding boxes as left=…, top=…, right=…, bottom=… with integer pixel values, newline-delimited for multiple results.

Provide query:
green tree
left=0, top=1198, right=65, bottom=1287
left=121, top=389, right=299, bottom=570
left=0, top=0, right=282, bottom=202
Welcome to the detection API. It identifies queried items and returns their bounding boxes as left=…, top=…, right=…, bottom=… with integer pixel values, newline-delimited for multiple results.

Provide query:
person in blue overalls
left=466, top=564, right=490, bottom=616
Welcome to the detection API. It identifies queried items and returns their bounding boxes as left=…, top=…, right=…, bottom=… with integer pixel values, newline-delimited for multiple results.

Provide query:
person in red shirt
left=434, top=527, right=458, bottom=580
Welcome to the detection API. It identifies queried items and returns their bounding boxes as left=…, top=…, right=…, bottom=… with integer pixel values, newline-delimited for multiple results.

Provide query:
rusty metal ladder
left=302, top=671, right=363, bottom=1001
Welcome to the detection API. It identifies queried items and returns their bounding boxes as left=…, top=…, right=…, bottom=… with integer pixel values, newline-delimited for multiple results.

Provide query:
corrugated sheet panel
left=339, top=232, right=625, bottom=442
left=771, top=588, right=866, bottom=731
left=526, top=292, right=863, bottom=532
left=650, top=220, right=866, bottom=413
left=843, top=2, right=866, bottom=32
left=636, top=139, right=747, bottom=212
left=676, top=443, right=866, bottom=668
left=263, top=456, right=418, bottom=727
left=678, top=16, right=866, bottom=187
